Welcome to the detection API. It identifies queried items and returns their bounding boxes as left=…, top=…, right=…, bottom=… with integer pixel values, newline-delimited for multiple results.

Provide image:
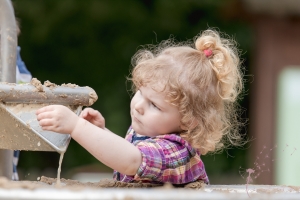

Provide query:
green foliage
left=13, top=0, right=253, bottom=182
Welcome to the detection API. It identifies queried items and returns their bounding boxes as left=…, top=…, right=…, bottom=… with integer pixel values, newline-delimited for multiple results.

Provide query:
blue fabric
left=16, top=46, right=31, bottom=75
left=12, top=150, right=19, bottom=181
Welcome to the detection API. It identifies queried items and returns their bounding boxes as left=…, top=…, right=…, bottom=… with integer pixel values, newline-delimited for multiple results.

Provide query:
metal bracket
left=0, top=82, right=98, bottom=153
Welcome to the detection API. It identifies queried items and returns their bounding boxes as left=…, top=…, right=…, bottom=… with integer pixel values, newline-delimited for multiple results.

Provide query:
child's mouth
left=133, top=116, right=142, bottom=124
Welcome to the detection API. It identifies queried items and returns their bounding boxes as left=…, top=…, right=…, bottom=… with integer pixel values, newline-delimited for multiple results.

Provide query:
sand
left=0, top=176, right=206, bottom=191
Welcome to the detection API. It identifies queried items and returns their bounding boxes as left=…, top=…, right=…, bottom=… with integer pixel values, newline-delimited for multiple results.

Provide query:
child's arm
left=36, top=105, right=142, bottom=176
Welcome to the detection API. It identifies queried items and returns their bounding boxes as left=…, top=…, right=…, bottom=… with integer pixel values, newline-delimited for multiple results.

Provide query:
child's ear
left=180, top=118, right=198, bottom=131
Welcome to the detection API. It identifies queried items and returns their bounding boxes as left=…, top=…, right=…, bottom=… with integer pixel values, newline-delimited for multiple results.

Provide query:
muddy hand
left=79, top=107, right=105, bottom=128
left=36, top=105, right=79, bottom=134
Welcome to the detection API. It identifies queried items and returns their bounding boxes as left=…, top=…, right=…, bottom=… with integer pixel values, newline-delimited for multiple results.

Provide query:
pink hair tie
left=203, top=49, right=213, bottom=58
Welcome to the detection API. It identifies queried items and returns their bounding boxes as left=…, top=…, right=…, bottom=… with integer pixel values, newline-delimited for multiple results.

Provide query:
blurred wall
left=243, top=0, right=300, bottom=184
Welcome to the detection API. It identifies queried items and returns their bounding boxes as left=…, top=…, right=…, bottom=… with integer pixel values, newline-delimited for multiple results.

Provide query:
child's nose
left=134, top=100, right=145, bottom=115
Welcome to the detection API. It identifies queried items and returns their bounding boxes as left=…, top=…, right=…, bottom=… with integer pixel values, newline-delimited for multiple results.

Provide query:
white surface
left=0, top=185, right=299, bottom=200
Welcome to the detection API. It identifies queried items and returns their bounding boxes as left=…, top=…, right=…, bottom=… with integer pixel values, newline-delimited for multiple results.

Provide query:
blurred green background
left=12, top=0, right=252, bottom=184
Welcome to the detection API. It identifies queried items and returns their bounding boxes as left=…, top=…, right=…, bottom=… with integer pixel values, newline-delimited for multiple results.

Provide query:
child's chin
left=131, top=125, right=149, bottom=136
left=131, top=123, right=140, bottom=133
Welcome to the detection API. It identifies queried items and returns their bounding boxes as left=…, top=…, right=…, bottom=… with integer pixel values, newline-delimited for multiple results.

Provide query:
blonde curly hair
left=129, top=29, right=244, bottom=155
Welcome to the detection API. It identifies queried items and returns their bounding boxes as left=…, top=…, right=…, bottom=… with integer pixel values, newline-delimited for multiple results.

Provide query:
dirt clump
left=30, top=78, right=44, bottom=92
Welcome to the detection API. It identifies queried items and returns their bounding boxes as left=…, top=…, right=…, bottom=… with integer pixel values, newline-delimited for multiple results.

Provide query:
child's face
left=130, top=85, right=183, bottom=137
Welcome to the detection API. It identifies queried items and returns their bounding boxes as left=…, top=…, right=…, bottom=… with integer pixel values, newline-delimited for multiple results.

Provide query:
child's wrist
left=70, top=117, right=86, bottom=138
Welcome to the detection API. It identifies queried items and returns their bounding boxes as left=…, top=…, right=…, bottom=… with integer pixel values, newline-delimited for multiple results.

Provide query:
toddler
left=36, top=29, right=244, bottom=185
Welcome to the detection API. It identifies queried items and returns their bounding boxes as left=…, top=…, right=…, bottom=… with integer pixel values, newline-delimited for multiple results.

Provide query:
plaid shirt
left=113, top=127, right=209, bottom=185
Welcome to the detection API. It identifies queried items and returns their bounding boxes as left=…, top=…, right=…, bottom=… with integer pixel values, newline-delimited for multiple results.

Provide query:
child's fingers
left=36, top=108, right=60, bottom=122
left=79, top=108, right=105, bottom=128
left=88, top=110, right=104, bottom=122
left=38, top=118, right=53, bottom=127
left=90, top=109, right=102, bottom=117
left=80, top=108, right=97, bottom=119
left=35, top=105, right=76, bottom=134
left=36, top=110, right=52, bottom=120
left=39, top=125, right=51, bottom=131
left=36, top=105, right=55, bottom=115
left=39, top=123, right=58, bottom=132
left=79, top=110, right=87, bottom=118
left=79, top=108, right=92, bottom=117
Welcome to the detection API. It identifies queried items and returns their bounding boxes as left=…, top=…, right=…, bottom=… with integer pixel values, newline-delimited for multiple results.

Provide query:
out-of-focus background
left=5, top=0, right=300, bottom=185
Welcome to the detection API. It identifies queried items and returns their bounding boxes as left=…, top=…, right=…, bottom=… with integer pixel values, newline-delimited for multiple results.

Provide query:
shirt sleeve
left=134, top=136, right=204, bottom=184
left=135, top=140, right=163, bottom=181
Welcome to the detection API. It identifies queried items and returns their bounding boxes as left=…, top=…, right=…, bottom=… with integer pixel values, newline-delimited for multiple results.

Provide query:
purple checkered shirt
left=113, top=127, right=209, bottom=185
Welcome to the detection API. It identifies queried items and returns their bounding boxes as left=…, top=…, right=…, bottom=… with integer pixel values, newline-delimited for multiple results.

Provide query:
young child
left=36, top=29, right=244, bottom=185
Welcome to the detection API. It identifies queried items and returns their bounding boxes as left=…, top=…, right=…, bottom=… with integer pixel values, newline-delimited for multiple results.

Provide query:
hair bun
left=195, top=29, right=242, bottom=102
left=195, top=30, right=219, bottom=52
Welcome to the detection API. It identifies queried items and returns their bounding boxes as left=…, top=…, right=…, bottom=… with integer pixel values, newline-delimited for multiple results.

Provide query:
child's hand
left=36, top=105, right=79, bottom=134
left=79, top=107, right=105, bottom=129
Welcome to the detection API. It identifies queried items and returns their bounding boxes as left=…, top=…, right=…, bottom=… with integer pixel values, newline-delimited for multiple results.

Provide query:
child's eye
left=151, top=102, right=161, bottom=110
